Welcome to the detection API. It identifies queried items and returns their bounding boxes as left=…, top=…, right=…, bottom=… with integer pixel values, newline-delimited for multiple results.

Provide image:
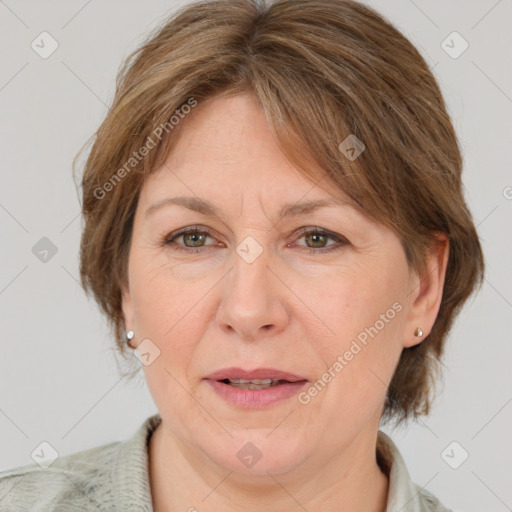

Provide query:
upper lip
left=205, top=367, right=308, bottom=382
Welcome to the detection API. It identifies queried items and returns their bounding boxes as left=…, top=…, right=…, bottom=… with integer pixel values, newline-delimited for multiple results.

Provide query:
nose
left=216, top=244, right=289, bottom=341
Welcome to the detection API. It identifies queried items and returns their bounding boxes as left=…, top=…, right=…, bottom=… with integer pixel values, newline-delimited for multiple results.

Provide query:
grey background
left=0, top=1, right=511, bottom=511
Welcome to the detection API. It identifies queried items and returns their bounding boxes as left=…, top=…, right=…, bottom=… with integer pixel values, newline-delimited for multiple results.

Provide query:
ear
left=403, top=233, right=450, bottom=348
left=121, top=282, right=134, bottom=333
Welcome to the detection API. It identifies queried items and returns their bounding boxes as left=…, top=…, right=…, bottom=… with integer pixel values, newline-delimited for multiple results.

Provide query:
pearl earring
left=414, top=327, right=424, bottom=337
left=126, top=330, right=134, bottom=346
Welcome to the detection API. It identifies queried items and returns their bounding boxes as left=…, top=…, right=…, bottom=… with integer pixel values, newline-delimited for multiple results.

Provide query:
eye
left=292, top=227, right=349, bottom=254
left=163, top=226, right=349, bottom=254
left=163, top=226, right=218, bottom=253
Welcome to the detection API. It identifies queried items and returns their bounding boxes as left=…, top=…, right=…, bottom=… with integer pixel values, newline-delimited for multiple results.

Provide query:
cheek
left=300, top=262, right=406, bottom=351
left=297, top=310, right=403, bottom=447
left=298, top=260, right=408, bottom=413
left=128, top=254, right=231, bottom=403
left=133, top=261, right=210, bottom=425
left=129, top=254, right=210, bottom=338
left=127, top=260, right=203, bottom=400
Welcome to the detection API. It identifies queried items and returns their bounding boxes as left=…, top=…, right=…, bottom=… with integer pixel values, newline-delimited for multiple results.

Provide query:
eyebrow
left=144, top=196, right=350, bottom=221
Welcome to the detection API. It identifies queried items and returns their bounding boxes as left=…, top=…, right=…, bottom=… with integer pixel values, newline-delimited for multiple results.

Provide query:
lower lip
left=206, top=380, right=308, bottom=408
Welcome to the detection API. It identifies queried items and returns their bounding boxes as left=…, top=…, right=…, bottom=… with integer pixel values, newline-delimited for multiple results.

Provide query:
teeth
left=229, top=378, right=273, bottom=384
left=227, top=378, right=280, bottom=390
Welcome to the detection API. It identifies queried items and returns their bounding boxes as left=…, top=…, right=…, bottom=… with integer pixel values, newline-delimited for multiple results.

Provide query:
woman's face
left=122, top=92, right=432, bottom=477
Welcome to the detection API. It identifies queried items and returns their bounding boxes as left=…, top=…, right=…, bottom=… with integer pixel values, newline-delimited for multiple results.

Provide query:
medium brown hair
left=77, top=0, right=484, bottom=425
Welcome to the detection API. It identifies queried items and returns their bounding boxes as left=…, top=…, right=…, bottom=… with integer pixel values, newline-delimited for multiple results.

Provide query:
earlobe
left=403, top=234, right=450, bottom=348
left=121, top=284, right=134, bottom=332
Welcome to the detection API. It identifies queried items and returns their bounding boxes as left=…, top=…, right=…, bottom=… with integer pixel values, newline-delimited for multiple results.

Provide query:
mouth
left=218, top=378, right=297, bottom=390
left=205, top=367, right=307, bottom=385
left=204, top=367, right=308, bottom=408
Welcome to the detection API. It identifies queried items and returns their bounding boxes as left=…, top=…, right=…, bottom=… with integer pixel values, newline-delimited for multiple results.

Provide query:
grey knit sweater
left=0, top=413, right=451, bottom=511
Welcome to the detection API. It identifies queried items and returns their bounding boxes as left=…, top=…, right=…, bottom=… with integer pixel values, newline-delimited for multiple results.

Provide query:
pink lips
left=204, top=367, right=308, bottom=409
left=205, top=367, right=307, bottom=382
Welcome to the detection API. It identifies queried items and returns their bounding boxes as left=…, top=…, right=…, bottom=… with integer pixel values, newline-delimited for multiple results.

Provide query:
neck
left=148, top=421, right=389, bottom=512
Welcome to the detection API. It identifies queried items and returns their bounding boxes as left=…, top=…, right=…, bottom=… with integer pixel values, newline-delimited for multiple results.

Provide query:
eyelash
left=162, top=226, right=349, bottom=255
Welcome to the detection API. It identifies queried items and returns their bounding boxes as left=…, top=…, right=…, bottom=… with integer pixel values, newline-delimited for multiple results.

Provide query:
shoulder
left=0, top=439, right=121, bottom=512
left=0, top=414, right=160, bottom=512
left=412, top=483, right=454, bottom=512
left=377, top=430, right=453, bottom=512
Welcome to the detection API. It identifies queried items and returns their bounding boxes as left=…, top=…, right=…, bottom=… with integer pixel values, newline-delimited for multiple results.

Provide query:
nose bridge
left=217, top=234, right=288, bottom=339
left=230, top=236, right=272, bottom=312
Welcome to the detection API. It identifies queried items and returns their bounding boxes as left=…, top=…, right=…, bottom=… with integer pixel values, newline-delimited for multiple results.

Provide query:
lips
left=205, top=368, right=307, bottom=409
left=204, top=367, right=308, bottom=408
left=204, top=367, right=308, bottom=383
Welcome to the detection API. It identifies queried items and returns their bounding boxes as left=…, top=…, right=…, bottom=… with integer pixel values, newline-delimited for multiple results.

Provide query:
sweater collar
left=111, top=413, right=162, bottom=511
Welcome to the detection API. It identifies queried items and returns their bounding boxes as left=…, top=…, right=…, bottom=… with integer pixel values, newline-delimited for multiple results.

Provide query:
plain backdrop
left=0, top=1, right=511, bottom=511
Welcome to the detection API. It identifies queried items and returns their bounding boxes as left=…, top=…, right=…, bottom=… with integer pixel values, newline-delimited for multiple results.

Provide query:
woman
left=0, top=0, right=484, bottom=510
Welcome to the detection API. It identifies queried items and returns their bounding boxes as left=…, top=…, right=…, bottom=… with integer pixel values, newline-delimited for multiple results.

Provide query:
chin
left=204, top=430, right=309, bottom=477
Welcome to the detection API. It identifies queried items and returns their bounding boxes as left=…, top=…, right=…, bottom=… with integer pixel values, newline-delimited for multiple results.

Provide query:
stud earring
left=414, top=327, right=424, bottom=337
left=126, top=330, right=134, bottom=347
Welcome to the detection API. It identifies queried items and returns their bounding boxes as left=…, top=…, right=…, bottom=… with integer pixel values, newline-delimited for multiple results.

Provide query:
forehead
left=139, top=92, right=351, bottom=210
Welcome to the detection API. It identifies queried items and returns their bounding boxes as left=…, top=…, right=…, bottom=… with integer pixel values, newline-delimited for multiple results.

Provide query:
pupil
left=308, top=233, right=325, bottom=247
left=186, top=233, right=204, bottom=246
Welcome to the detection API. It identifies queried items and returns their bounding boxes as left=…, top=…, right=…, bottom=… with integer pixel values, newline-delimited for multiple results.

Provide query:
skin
left=121, top=91, right=449, bottom=512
